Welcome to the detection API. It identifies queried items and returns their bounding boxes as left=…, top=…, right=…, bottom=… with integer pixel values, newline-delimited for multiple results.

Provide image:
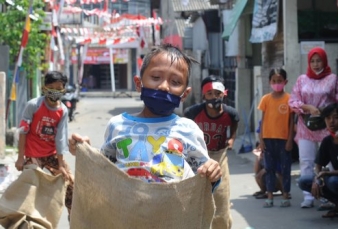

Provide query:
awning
left=222, top=0, right=249, bottom=41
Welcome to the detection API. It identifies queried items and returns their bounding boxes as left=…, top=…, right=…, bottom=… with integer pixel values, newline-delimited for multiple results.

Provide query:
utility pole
left=0, top=72, right=6, bottom=159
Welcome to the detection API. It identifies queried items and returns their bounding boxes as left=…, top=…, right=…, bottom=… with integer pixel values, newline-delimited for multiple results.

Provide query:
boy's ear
left=133, top=75, right=142, bottom=92
left=180, top=87, right=191, bottom=102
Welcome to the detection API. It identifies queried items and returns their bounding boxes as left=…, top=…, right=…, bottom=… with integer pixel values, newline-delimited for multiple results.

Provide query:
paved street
left=45, top=97, right=338, bottom=228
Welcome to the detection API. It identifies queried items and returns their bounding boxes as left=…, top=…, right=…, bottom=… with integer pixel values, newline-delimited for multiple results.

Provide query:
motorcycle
left=61, top=85, right=79, bottom=122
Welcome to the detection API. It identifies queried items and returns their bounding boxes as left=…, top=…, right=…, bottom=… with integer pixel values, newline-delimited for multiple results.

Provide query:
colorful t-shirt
left=19, top=96, right=69, bottom=157
left=184, top=103, right=239, bottom=151
left=258, top=93, right=291, bottom=140
left=100, top=113, right=210, bottom=183
left=289, top=73, right=338, bottom=142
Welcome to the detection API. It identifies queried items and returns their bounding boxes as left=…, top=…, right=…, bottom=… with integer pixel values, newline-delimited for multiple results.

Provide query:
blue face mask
left=140, top=87, right=182, bottom=116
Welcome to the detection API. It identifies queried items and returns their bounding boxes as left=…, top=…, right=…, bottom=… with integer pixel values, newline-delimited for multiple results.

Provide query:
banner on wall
left=249, top=0, right=279, bottom=43
left=71, top=48, right=129, bottom=64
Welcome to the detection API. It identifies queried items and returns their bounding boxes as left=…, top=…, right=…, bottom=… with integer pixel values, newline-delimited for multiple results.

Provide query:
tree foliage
left=0, top=0, right=48, bottom=77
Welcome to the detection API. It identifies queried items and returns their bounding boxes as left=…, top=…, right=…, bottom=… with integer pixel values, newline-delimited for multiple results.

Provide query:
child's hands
left=259, top=140, right=266, bottom=151
left=197, top=159, right=222, bottom=182
left=227, top=138, right=234, bottom=150
left=15, top=156, right=25, bottom=171
left=285, top=139, right=293, bottom=152
left=59, top=165, right=70, bottom=181
left=69, top=133, right=91, bottom=155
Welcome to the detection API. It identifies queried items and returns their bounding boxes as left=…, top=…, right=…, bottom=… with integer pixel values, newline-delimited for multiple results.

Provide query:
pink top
left=289, top=73, right=338, bottom=142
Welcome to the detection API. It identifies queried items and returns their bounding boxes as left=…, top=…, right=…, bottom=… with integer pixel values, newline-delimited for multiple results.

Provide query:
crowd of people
left=0, top=44, right=337, bottom=228
left=250, top=47, right=338, bottom=218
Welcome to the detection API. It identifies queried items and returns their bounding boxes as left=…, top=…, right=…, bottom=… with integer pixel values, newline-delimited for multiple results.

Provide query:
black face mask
left=205, top=98, right=223, bottom=110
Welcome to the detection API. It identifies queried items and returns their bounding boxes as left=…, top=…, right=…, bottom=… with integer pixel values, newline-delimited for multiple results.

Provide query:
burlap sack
left=209, top=149, right=232, bottom=229
left=0, top=164, right=67, bottom=229
left=70, top=143, right=215, bottom=229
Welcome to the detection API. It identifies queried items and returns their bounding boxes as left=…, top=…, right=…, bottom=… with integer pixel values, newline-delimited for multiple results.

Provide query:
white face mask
left=315, top=69, right=324, bottom=75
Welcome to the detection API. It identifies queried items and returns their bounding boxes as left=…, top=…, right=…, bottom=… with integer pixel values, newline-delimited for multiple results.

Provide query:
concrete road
left=58, top=97, right=338, bottom=229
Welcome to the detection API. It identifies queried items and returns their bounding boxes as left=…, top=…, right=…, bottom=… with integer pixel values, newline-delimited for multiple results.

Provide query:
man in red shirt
left=184, top=75, right=239, bottom=229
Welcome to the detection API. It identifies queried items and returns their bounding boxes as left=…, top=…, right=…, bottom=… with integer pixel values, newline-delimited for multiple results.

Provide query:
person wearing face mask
left=258, top=68, right=294, bottom=208
left=184, top=75, right=239, bottom=229
left=289, top=47, right=338, bottom=209
left=298, top=103, right=338, bottom=219
left=14, top=71, right=74, bottom=221
left=69, top=44, right=221, bottom=185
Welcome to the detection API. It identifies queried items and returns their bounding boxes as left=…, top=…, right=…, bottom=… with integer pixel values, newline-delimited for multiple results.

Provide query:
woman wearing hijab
left=289, top=47, right=338, bottom=208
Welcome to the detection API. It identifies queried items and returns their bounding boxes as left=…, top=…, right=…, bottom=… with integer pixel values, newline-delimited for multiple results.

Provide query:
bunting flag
left=49, top=0, right=130, bottom=5
left=6, top=0, right=33, bottom=120
left=9, top=5, right=32, bottom=101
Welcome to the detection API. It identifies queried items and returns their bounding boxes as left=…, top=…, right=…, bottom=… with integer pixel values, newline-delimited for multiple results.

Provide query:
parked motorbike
left=61, top=85, right=79, bottom=122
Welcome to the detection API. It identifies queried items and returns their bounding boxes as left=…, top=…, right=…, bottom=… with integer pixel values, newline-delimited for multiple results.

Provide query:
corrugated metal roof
left=172, top=0, right=219, bottom=12
left=175, top=19, right=193, bottom=37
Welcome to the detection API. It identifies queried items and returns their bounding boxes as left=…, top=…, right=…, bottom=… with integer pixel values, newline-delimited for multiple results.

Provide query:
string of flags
left=44, top=0, right=131, bottom=5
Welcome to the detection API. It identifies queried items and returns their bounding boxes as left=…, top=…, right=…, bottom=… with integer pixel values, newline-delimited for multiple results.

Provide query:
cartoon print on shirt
left=115, top=134, right=185, bottom=181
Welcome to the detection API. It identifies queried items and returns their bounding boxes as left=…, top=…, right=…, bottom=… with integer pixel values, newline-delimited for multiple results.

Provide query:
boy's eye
left=151, top=76, right=160, bottom=80
left=171, top=80, right=181, bottom=86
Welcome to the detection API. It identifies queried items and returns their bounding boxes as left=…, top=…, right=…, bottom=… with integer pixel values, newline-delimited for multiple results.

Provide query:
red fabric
left=21, top=30, right=29, bottom=47
left=162, top=35, right=182, bottom=50
left=306, top=47, right=331, bottom=80
left=137, top=57, right=143, bottom=70
left=202, top=82, right=227, bottom=95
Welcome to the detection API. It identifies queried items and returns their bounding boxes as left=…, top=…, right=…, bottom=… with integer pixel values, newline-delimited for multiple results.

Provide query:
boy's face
left=44, top=81, right=64, bottom=91
left=324, top=110, right=338, bottom=133
left=134, top=53, right=191, bottom=101
left=43, top=81, right=65, bottom=105
left=204, top=89, right=224, bottom=100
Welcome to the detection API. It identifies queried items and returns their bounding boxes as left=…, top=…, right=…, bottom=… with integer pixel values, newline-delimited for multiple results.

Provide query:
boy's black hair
left=201, top=75, right=224, bottom=89
left=140, top=43, right=199, bottom=86
left=44, top=71, right=68, bottom=87
left=321, top=103, right=338, bottom=118
left=269, top=68, right=287, bottom=81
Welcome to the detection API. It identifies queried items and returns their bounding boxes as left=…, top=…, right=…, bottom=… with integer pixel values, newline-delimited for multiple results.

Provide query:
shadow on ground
left=228, top=152, right=338, bottom=229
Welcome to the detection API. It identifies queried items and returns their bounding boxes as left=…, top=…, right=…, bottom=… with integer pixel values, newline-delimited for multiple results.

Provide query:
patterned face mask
left=43, top=87, right=65, bottom=102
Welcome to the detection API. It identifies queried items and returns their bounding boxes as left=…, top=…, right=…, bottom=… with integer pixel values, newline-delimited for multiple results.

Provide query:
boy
left=69, top=44, right=221, bottom=184
left=15, top=71, right=73, bottom=216
left=258, top=68, right=293, bottom=208
left=184, top=75, right=239, bottom=229
left=298, top=103, right=338, bottom=218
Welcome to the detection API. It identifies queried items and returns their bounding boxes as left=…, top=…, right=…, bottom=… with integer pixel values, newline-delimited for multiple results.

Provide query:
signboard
left=40, top=12, right=52, bottom=31
left=71, top=48, right=129, bottom=64
left=249, top=0, right=279, bottom=43
left=59, top=12, right=82, bottom=25
left=300, top=41, right=325, bottom=55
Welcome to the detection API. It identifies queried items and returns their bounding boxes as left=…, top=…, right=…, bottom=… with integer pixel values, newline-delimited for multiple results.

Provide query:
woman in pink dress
left=289, top=47, right=338, bottom=208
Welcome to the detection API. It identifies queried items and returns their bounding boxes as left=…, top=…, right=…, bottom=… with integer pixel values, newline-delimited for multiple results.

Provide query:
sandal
left=317, top=202, right=335, bottom=211
left=253, top=191, right=265, bottom=197
left=322, top=210, right=338, bottom=218
left=280, top=199, right=291, bottom=207
left=263, top=199, right=273, bottom=208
